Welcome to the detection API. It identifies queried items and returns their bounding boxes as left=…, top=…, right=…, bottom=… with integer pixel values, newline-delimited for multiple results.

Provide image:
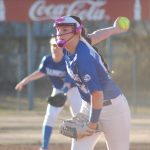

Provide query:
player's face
left=51, top=43, right=63, bottom=58
left=56, top=25, right=75, bottom=42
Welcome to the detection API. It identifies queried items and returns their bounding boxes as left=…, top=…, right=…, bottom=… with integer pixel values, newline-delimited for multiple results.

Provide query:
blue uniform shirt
left=38, top=55, right=74, bottom=89
left=64, top=40, right=122, bottom=102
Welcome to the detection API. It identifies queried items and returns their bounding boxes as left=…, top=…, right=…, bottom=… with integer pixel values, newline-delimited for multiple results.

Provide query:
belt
left=88, top=99, right=112, bottom=106
left=103, top=99, right=112, bottom=106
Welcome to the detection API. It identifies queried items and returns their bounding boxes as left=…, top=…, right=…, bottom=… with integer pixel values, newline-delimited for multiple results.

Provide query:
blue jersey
left=64, top=40, right=121, bottom=102
left=38, top=55, right=73, bottom=89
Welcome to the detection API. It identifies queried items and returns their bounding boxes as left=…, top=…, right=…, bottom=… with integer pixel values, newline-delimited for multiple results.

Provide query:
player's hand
left=113, top=17, right=130, bottom=33
left=113, top=18, right=124, bottom=33
left=15, top=81, right=25, bottom=91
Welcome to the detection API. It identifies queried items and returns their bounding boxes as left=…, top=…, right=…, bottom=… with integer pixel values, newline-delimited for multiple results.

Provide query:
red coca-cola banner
left=0, top=0, right=149, bottom=22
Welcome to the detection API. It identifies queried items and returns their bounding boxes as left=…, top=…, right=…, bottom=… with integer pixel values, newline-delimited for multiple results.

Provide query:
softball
left=117, top=17, right=130, bottom=31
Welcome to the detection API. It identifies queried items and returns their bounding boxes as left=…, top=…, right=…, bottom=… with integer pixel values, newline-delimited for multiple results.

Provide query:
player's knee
left=43, top=114, right=58, bottom=127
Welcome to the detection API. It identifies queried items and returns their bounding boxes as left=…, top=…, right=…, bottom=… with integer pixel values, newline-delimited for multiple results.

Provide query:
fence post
left=106, top=37, right=113, bottom=70
left=16, top=52, right=23, bottom=110
left=27, top=22, right=34, bottom=110
left=132, top=53, right=137, bottom=114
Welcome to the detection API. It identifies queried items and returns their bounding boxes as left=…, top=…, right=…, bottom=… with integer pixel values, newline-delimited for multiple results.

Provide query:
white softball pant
left=71, top=94, right=131, bottom=150
left=43, top=87, right=82, bottom=127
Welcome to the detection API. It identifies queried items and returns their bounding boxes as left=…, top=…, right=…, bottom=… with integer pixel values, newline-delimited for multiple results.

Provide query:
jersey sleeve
left=78, top=55, right=102, bottom=94
left=64, top=72, right=75, bottom=84
left=38, top=56, right=47, bottom=74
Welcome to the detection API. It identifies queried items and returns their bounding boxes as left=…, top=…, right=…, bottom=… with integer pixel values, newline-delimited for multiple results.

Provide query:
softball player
left=54, top=16, right=131, bottom=150
left=15, top=16, right=125, bottom=150
left=15, top=38, right=82, bottom=150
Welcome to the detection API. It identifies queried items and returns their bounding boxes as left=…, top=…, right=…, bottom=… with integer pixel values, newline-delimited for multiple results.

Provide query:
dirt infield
left=0, top=109, right=150, bottom=150
left=0, top=143, right=150, bottom=150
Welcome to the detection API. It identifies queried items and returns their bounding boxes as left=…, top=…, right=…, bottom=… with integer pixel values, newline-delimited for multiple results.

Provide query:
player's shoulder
left=77, top=41, right=98, bottom=66
left=42, top=55, right=52, bottom=62
left=77, top=41, right=91, bottom=58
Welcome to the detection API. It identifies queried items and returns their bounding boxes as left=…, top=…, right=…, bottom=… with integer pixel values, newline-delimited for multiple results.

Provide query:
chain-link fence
left=0, top=40, right=149, bottom=116
left=0, top=21, right=150, bottom=116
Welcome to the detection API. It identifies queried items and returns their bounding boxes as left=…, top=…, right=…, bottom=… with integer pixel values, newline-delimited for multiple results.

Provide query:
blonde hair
left=49, top=37, right=57, bottom=45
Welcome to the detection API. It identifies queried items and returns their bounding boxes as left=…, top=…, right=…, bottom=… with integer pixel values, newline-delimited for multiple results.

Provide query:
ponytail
left=94, top=47, right=112, bottom=74
left=70, top=15, right=112, bottom=74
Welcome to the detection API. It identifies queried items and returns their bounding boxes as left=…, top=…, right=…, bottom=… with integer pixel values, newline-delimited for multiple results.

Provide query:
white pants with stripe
left=71, top=94, right=131, bottom=150
left=43, top=87, right=82, bottom=127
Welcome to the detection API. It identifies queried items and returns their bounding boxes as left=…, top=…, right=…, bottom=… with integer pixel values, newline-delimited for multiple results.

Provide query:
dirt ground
left=0, top=143, right=150, bottom=150
left=0, top=108, right=150, bottom=150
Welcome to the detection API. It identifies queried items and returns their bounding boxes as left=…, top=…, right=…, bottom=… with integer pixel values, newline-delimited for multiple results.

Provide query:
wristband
left=89, top=108, right=101, bottom=123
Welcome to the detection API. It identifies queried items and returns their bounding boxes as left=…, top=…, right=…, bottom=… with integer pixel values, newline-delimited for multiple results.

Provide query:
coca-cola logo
left=29, top=0, right=109, bottom=21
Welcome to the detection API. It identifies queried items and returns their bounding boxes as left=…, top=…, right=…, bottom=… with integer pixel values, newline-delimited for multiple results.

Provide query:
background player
left=15, top=37, right=82, bottom=150
left=54, top=15, right=131, bottom=150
